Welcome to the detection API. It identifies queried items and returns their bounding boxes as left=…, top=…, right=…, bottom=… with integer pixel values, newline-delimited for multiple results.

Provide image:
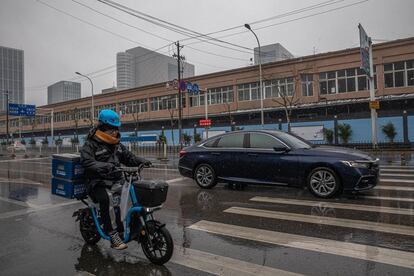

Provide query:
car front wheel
left=194, top=164, right=217, bottom=189
left=307, top=167, right=341, bottom=198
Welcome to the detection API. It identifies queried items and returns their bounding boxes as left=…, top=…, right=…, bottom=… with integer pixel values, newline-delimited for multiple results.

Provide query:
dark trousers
left=90, top=186, right=124, bottom=235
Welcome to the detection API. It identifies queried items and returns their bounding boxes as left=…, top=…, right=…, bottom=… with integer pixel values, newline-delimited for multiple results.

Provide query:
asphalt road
left=0, top=157, right=413, bottom=276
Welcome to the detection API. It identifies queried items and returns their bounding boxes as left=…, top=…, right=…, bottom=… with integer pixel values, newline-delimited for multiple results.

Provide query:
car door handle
left=211, top=152, right=221, bottom=155
left=248, top=153, right=258, bottom=157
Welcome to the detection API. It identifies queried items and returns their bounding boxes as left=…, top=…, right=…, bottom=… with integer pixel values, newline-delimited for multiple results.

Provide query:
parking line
left=172, top=245, right=303, bottom=276
left=250, top=197, right=414, bottom=216
left=360, top=195, right=414, bottom=203
left=188, top=220, right=414, bottom=269
left=224, top=206, right=414, bottom=236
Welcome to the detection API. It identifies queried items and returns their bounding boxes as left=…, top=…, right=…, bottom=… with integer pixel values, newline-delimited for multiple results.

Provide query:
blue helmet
left=98, top=109, right=121, bottom=127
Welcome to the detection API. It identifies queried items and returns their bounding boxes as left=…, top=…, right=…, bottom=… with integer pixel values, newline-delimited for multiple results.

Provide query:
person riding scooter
left=80, top=109, right=151, bottom=250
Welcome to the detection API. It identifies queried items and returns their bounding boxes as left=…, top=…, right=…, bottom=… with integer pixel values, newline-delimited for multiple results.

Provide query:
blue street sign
left=8, top=103, right=36, bottom=116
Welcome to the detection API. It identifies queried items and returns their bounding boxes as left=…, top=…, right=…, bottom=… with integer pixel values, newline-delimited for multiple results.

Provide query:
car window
left=275, top=131, right=312, bottom=149
left=216, top=134, right=244, bottom=148
left=249, top=133, right=285, bottom=149
left=203, top=138, right=218, bottom=148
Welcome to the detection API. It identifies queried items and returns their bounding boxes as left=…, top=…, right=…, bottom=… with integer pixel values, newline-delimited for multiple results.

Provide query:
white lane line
left=381, top=169, right=414, bottom=173
left=0, top=168, right=51, bottom=175
left=172, top=245, right=303, bottom=276
left=360, top=196, right=414, bottom=203
left=381, top=173, right=414, bottom=178
left=380, top=179, right=414, bottom=184
left=375, top=186, right=414, bottom=192
left=224, top=207, right=414, bottom=237
left=0, top=157, right=51, bottom=163
left=380, top=166, right=414, bottom=170
left=188, top=220, right=414, bottom=269
left=0, top=200, right=81, bottom=220
left=0, top=178, right=44, bottom=186
left=0, top=196, right=40, bottom=209
left=250, top=197, right=414, bottom=216
left=147, top=168, right=178, bottom=172
left=166, top=177, right=186, bottom=184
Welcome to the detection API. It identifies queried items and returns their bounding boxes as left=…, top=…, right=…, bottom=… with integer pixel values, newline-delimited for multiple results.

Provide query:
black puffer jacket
left=80, top=127, right=146, bottom=191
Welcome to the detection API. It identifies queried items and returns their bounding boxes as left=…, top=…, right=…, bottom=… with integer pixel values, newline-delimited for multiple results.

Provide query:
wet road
left=0, top=157, right=414, bottom=275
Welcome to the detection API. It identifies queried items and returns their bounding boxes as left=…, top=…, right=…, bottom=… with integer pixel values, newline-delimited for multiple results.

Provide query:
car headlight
left=341, top=161, right=370, bottom=168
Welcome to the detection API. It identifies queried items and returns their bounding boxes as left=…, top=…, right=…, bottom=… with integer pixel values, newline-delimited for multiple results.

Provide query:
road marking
left=0, top=157, right=51, bottom=163
left=166, top=177, right=186, bottom=184
left=188, top=220, right=414, bottom=269
left=172, top=245, right=303, bottom=276
left=0, top=196, right=39, bottom=208
left=381, top=173, right=414, bottom=178
left=375, top=186, right=414, bottom=192
left=224, top=207, right=414, bottom=236
left=146, top=167, right=178, bottom=172
left=381, top=169, right=414, bottom=173
left=380, top=179, right=414, bottom=184
left=0, top=178, right=44, bottom=186
left=380, top=166, right=414, bottom=169
left=250, top=197, right=414, bottom=216
left=0, top=168, right=51, bottom=175
left=360, top=195, right=414, bottom=203
left=0, top=200, right=81, bottom=220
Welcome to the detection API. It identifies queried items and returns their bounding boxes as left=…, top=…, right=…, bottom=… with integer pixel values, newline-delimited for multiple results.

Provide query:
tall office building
left=254, top=43, right=294, bottom=65
left=117, top=46, right=195, bottom=90
left=0, top=46, right=24, bottom=112
left=47, top=81, right=81, bottom=104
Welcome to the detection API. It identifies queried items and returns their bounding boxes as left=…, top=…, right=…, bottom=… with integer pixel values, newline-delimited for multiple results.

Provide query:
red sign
left=199, top=119, right=211, bottom=127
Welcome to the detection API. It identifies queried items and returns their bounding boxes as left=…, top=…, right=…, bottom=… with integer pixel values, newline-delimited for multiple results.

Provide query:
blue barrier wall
left=20, top=115, right=410, bottom=145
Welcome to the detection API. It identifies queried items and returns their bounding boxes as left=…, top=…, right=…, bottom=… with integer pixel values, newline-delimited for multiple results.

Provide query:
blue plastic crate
left=51, top=177, right=87, bottom=199
left=52, top=153, right=84, bottom=180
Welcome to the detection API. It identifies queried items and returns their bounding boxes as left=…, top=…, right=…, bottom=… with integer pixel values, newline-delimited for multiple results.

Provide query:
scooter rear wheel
left=79, top=209, right=101, bottom=245
left=141, top=221, right=173, bottom=265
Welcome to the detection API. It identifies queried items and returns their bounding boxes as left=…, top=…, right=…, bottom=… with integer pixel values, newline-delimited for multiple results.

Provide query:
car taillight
left=179, top=150, right=187, bottom=158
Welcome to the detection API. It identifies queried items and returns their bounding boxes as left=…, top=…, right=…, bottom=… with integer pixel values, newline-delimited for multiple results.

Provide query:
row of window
left=319, top=67, right=377, bottom=95
left=150, top=94, right=186, bottom=112
left=384, top=60, right=414, bottom=88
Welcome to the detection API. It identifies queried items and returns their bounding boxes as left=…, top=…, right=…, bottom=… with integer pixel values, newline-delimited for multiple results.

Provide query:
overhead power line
left=97, top=0, right=253, bottom=54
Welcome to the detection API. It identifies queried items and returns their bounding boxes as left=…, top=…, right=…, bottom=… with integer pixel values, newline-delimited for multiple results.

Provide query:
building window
left=119, top=99, right=148, bottom=115
left=150, top=95, right=185, bottom=111
left=264, top=80, right=278, bottom=99
left=320, top=67, right=377, bottom=95
left=384, top=60, right=414, bottom=88
left=301, top=74, right=313, bottom=97
left=190, top=86, right=233, bottom=107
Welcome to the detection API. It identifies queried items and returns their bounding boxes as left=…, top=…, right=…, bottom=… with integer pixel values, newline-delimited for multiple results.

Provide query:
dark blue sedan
left=178, top=130, right=379, bottom=198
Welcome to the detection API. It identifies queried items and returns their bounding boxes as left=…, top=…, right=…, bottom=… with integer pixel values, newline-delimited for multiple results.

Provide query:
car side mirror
left=273, top=147, right=290, bottom=153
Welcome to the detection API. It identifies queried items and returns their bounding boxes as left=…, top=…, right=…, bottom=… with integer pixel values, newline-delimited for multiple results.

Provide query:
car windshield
left=275, top=131, right=313, bottom=149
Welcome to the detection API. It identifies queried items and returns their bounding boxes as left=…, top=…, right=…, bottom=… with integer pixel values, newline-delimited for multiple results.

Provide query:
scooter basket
left=133, top=180, right=169, bottom=207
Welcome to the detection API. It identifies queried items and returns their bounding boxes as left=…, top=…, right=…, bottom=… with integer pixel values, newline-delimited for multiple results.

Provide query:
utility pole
left=173, top=41, right=184, bottom=147
left=4, top=91, right=9, bottom=145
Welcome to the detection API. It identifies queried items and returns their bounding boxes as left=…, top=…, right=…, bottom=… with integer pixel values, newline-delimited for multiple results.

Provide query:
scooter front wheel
left=141, top=221, right=173, bottom=265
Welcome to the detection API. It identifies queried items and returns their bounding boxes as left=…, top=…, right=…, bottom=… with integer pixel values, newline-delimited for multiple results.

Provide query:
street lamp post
left=75, top=72, right=94, bottom=125
left=244, top=23, right=264, bottom=128
left=1, top=90, right=10, bottom=144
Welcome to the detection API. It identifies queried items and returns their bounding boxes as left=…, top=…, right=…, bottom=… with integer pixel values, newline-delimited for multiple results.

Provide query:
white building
left=117, top=46, right=195, bottom=90
left=47, top=81, right=81, bottom=104
left=254, top=43, right=294, bottom=65
left=0, top=46, right=24, bottom=112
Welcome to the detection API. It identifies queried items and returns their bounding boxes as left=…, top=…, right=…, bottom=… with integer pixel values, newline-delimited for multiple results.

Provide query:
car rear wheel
left=307, top=167, right=341, bottom=198
left=194, top=164, right=217, bottom=189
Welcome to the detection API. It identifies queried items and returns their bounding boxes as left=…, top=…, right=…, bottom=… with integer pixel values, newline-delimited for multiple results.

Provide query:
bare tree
left=270, top=63, right=312, bottom=132
left=223, top=100, right=234, bottom=130
left=131, top=109, right=140, bottom=137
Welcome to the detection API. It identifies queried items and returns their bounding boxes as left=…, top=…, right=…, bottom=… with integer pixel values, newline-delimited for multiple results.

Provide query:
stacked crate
left=51, top=153, right=87, bottom=199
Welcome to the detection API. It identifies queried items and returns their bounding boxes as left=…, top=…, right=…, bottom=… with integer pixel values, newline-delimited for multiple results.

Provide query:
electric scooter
left=73, top=164, right=173, bottom=265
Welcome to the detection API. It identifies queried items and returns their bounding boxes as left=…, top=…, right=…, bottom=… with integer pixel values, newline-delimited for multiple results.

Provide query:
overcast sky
left=0, top=0, right=413, bottom=107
